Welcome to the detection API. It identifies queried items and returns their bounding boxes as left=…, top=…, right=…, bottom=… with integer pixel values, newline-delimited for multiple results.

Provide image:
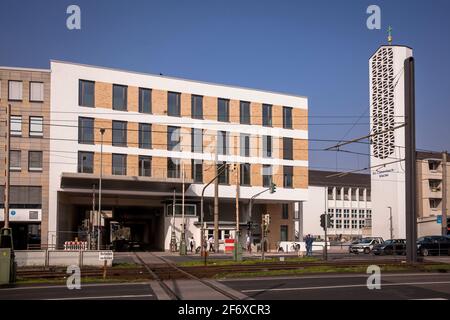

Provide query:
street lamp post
left=98, top=128, right=105, bottom=250
left=388, top=206, right=393, bottom=239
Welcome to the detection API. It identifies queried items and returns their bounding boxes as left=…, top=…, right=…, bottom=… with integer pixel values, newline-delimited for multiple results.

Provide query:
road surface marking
left=0, top=282, right=151, bottom=291
left=242, top=281, right=450, bottom=293
left=46, top=294, right=153, bottom=300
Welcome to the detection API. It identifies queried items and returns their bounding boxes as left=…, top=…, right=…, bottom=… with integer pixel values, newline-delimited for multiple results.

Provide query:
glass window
left=191, top=95, right=203, bottom=119
left=139, top=123, right=152, bottom=149
left=328, top=187, right=334, bottom=200
left=168, top=92, right=181, bottom=117
left=112, top=121, right=127, bottom=146
left=280, top=225, right=288, bottom=241
left=263, top=165, right=272, bottom=187
left=263, top=135, right=272, bottom=158
left=191, top=128, right=203, bottom=153
left=366, top=189, right=371, bottom=201
left=10, top=150, right=21, bottom=171
left=79, top=80, right=95, bottom=107
left=113, top=84, right=127, bottom=111
left=240, top=101, right=250, bottom=124
left=217, top=131, right=228, bottom=155
left=139, top=156, right=151, bottom=177
left=283, top=137, right=293, bottom=160
left=283, top=166, right=293, bottom=188
left=139, top=88, right=152, bottom=113
left=192, top=159, right=203, bottom=183
left=167, top=158, right=180, bottom=178
left=29, top=116, right=43, bottom=137
left=359, top=188, right=364, bottom=201
left=218, top=162, right=229, bottom=184
left=240, top=163, right=251, bottom=186
left=240, top=134, right=250, bottom=157
left=10, top=116, right=22, bottom=136
left=283, top=107, right=293, bottom=129
left=30, top=82, right=44, bottom=102
left=262, top=104, right=272, bottom=127
left=218, top=98, right=229, bottom=122
left=78, top=117, right=94, bottom=144
left=8, top=80, right=23, bottom=101
left=167, top=126, right=180, bottom=151
left=282, top=204, right=289, bottom=219
left=28, top=151, right=43, bottom=171
left=112, top=154, right=127, bottom=175
left=78, top=151, right=94, bottom=173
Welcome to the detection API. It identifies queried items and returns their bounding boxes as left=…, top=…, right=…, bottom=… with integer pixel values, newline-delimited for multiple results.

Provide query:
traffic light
left=270, top=183, right=277, bottom=194
left=327, top=215, right=332, bottom=228
left=246, top=221, right=253, bottom=230
left=320, top=214, right=326, bottom=229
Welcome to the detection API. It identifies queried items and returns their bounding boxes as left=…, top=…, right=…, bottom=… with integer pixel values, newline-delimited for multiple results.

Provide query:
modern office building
left=48, top=60, right=309, bottom=251
left=300, top=170, right=372, bottom=241
left=0, top=66, right=50, bottom=249
left=369, top=45, right=413, bottom=240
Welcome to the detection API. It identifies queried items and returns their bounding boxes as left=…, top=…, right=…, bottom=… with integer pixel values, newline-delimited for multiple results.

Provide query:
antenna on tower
left=388, top=26, right=393, bottom=45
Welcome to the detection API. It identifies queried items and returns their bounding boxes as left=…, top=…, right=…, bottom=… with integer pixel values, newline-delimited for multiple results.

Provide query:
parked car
left=417, top=236, right=450, bottom=256
left=372, top=239, right=406, bottom=255
left=349, top=237, right=383, bottom=254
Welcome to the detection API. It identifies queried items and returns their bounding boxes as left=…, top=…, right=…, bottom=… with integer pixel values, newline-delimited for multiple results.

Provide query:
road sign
left=10, top=211, right=16, bottom=216
left=437, top=215, right=442, bottom=224
left=99, top=251, right=114, bottom=261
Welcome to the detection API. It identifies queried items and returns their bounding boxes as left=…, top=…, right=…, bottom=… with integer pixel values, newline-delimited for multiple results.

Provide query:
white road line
left=45, top=294, right=153, bottom=300
left=0, top=282, right=151, bottom=291
left=242, top=281, right=450, bottom=293
left=411, top=298, right=448, bottom=300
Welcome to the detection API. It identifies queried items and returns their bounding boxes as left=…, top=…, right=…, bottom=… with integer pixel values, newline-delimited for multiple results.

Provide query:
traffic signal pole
left=442, top=151, right=447, bottom=236
left=4, top=104, right=11, bottom=229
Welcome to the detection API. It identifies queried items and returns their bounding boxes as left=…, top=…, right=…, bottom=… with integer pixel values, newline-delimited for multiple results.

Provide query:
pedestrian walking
left=189, top=237, right=195, bottom=253
left=208, top=236, right=214, bottom=252
left=246, top=234, right=252, bottom=253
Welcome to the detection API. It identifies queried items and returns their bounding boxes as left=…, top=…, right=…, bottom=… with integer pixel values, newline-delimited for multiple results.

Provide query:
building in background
left=0, top=66, right=50, bottom=249
left=300, top=170, right=371, bottom=241
left=370, top=45, right=413, bottom=240
left=48, top=60, right=309, bottom=251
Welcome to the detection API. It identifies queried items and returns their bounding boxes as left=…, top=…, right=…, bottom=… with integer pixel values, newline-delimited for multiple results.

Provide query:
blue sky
left=1, top=0, right=449, bottom=172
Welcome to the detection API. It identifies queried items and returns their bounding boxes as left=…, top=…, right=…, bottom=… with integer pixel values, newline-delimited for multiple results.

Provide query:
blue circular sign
left=10, top=210, right=16, bottom=216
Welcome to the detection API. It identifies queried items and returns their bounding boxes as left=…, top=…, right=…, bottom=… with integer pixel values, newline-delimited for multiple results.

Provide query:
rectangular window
left=263, top=165, right=272, bottom=187
left=328, top=187, right=334, bottom=200
left=283, top=137, right=293, bottom=160
left=336, top=188, right=342, bottom=200
left=240, top=134, right=250, bottom=157
left=139, top=123, right=152, bottom=149
left=139, top=156, right=152, bottom=177
left=218, top=162, right=229, bottom=184
left=282, top=204, right=289, bottom=219
left=139, top=88, right=152, bottom=114
left=240, top=101, right=250, bottom=124
left=78, top=151, right=94, bottom=173
left=112, top=121, right=127, bottom=147
left=218, top=98, right=229, bottom=122
left=79, top=80, right=95, bottom=107
left=283, top=107, right=293, bottom=129
left=344, top=187, right=350, bottom=201
left=217, top=131, right=228, bottom=155
left=191, top=128, right=203, bottom=153
left=113, top=84, right=127, bottom=111
left=112, top=154, right=127, bottom=175
left=283, top=166, right=293, bottom=188
left=240, top=163, right=251, bottom=186
left=366, top=189, right=371, bottom=201
left=344, top=220, right=350, bottom=229
left=28, top=151, right=43, bottom=171
left=167, top=126, right=180, bottom=151
left=280, top=225, right=288, bottom=241
left=78, top=117, right=94, bottom=144
left=358, top=188, right=364, bottom=201
left=168, top=92, right=181, bottom=117
left=30, top=82, right=44, bottom=102
left=191, top=95, right=203, bottom=119
left=167, top=158, right=180, bottom=178
left=262, top=104, right=272, bottom=127
left=263, top=136, right=272, bottom=158
left=191, top=159, right=203, bottom=183
left=29, top=116, right=43, bottom=137
left=351, top=189, right=357, bottom=201
left=8, top=80, right=23, bottom=101
left=10, top=150, right=21, bottom=171
left=10, top=116, right=22, bottom=136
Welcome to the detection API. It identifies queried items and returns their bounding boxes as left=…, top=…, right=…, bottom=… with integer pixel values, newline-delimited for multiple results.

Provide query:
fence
left=15, top=250, right=113, bottom=267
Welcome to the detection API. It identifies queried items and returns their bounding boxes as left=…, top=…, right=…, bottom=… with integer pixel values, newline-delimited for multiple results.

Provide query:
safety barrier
left=64, top=241, right=88, bottom=251
left=224, top=239, right=235, bottom=253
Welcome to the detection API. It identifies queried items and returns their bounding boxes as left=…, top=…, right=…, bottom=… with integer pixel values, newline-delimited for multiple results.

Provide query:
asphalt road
left=220, top=273, right=450, bottom=300
left=0, top=282, right=157, bottom=300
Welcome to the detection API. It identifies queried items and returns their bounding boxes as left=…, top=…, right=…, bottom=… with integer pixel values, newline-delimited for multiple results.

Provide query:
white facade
left=369, top=46, right=413, bottom=240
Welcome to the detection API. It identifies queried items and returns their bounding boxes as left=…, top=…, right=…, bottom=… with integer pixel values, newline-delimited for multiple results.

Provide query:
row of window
left=10, top=116, right=44, bottom=137
left=78, top=117, right=295, bottom=159
left=327, top=187, right=371, bottom=201
left=2, top=80, right=45, bottom=102
left=79, top=80, right=294, bottom=128
left=9, top=150, right=43, bottom=171
left=327, top=208, right=372, bottom=218
left=77, top=151, right=295, bottom=187
left=329, top=219, right=369, bottom=229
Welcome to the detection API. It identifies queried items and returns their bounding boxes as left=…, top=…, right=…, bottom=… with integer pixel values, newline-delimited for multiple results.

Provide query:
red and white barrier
left=225, top=239, right=235, bottom=253
left=64, top=241, right=88, bottom=251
